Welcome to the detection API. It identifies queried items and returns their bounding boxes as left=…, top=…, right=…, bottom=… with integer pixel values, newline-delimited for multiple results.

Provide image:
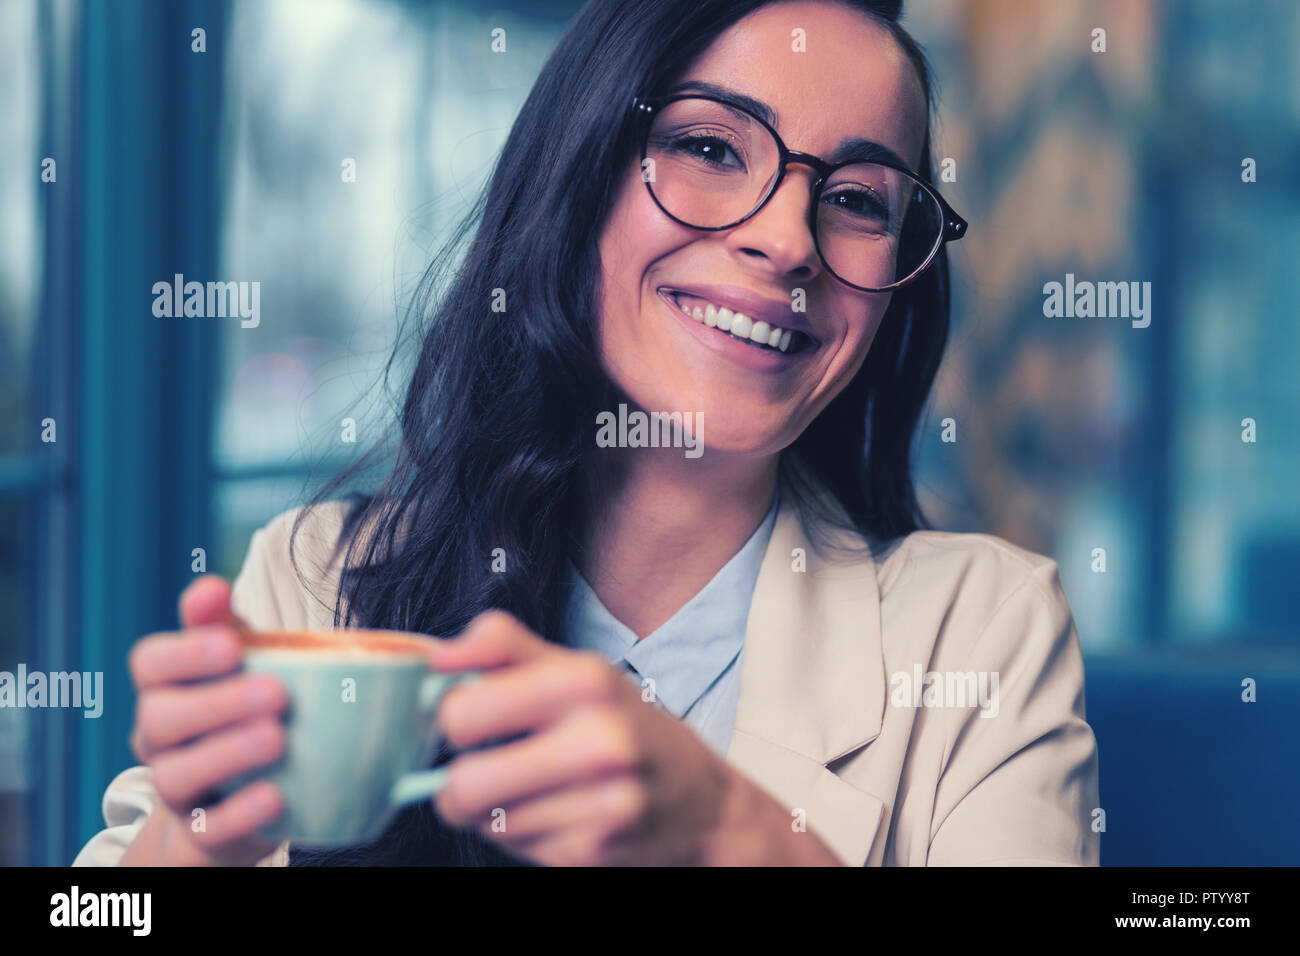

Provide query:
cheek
left=861, top=298, right=892, bottom=351
left=601, top=163, right=679, bottom=274
left=822, top=295, right=892, bottom=393
left=838, top=293, right=892, bottom=362
left=596, top=195, right=638, bottom=359
left=597, top=169, right=685, bottom=349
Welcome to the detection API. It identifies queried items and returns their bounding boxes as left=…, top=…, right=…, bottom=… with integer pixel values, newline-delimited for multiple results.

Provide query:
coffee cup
left=212, top=628, right=478, bottom=847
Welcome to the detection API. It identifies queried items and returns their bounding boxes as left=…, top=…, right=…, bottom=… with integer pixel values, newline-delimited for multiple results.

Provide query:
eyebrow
left=667, top=79, right=914, bottom=171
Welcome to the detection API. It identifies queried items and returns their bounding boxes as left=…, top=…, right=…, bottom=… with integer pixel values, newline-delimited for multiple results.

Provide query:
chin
left=678, top=411, right=791, bottom=460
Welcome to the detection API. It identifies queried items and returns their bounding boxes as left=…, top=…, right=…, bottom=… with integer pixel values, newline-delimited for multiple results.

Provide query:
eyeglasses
left=631, top=93, right=967, bottom=293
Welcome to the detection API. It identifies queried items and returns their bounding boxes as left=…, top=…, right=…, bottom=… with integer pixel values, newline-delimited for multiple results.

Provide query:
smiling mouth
left=660, top=289, right=816, bottom=355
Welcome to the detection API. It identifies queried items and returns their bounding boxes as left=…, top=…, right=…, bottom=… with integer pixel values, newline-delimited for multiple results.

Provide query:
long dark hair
left=286, top=0, right=949, bottom=865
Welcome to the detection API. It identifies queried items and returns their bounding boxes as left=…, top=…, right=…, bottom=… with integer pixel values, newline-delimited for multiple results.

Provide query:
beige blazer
left=74, top=466, right=1099, bottom=867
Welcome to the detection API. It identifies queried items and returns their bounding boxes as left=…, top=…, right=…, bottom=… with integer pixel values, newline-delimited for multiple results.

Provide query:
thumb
left=425, top=609, right=549, bottom=671
left=178, top=574, right=249, bottom=631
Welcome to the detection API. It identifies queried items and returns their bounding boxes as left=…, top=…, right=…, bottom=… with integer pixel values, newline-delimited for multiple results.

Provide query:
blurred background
left=1, top=0, right=1297, bottom=866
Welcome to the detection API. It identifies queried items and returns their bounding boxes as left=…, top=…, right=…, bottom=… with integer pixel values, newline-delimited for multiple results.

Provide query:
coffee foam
left=239, top=629, right=436, bottom=656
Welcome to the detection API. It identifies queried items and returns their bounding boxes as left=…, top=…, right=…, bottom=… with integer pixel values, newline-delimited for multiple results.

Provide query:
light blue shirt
left=559, top=487, right=779, bottom=756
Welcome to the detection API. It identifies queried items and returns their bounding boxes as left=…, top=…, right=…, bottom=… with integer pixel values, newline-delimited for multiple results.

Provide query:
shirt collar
left=561, top=485, right=780, bottom=717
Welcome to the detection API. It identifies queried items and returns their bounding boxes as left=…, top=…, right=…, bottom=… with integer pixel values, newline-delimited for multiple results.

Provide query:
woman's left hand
left=426, top=609, right=841, bottom=866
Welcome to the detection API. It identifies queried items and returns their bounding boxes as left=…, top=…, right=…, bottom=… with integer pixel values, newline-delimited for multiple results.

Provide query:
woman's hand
left=428, top=610, right=842, bottom=866
left=120, top=575, right=289, bottom=866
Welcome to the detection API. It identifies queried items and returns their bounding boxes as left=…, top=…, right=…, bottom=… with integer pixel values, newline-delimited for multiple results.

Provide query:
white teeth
left=669, top=291, right=804, bottom=353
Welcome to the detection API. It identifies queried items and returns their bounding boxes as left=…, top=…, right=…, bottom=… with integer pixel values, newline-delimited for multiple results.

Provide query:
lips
left=658, top=288, right=816, bottom=354
left=654, top=289, right=814, bottom=375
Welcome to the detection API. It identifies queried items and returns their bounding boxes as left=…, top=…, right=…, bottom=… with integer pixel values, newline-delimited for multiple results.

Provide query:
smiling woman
left=74, top=0, right=1099, bottom=868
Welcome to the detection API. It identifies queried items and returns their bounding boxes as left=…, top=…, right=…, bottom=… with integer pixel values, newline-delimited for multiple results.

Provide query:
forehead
left=677, top=0, right=927, bottom=170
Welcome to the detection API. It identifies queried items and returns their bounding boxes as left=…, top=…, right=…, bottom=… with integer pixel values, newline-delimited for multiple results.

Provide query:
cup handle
left=389, top=766, right=453, bottom=807
left=388, top=670, right=482, bottom=809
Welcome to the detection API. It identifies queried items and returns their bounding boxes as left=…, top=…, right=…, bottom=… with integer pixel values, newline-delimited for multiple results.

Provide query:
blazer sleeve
left=925, top=559, right=1100, bottom=866
left=71, top=523, right=296, bottom=867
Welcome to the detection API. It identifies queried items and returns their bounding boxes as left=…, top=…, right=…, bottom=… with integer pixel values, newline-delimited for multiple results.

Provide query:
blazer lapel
left=726, top=461, right=890, bottom=866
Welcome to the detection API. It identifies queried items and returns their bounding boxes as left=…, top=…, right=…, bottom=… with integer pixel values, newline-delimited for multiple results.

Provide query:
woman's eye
left=671, top=133, right=743, bottom=169
left=823, top=186, right=889, bottom=222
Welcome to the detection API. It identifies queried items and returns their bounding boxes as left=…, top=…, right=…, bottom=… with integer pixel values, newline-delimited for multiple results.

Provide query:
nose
left=722, top=164, right=823, bottom=282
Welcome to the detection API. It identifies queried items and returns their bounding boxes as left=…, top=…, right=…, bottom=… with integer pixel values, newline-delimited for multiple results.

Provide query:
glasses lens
left=643, top=97, right=779, bottom=228
left=642, top=97, right=945, bottom=290
left=816, top=164, right=943, bottom=289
